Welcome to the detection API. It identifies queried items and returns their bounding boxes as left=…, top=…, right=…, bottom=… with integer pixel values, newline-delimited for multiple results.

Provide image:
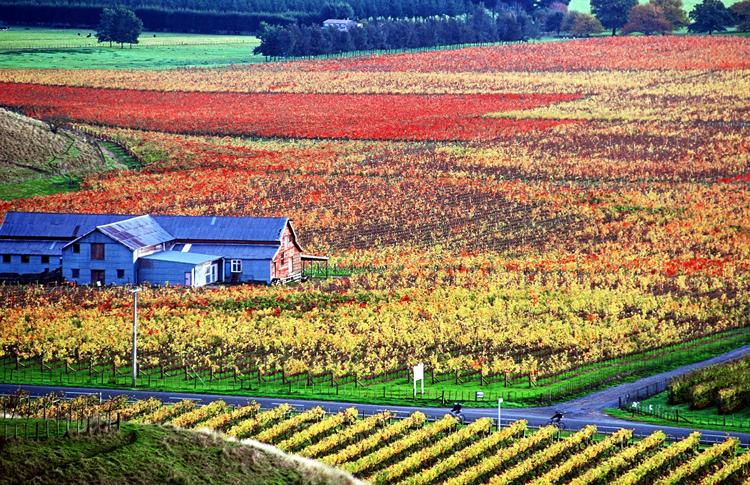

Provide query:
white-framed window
left=231, top=259, right=242, bottom=273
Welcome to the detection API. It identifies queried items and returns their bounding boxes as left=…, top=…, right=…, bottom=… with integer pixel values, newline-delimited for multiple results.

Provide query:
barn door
left=91, top=269, right=105, bottom=286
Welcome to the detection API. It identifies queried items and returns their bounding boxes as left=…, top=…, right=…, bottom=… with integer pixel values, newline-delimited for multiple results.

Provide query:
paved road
left=3, top=343, right=750, bottom=446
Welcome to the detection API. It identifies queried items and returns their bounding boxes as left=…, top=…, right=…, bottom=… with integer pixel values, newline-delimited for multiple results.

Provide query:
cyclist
left=548, top=411, right=566, bottom=430
left=449, top=402, right=465, bottom=424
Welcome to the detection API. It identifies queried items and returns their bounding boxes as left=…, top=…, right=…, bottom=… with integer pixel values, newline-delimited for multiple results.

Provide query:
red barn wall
left=271, top=224, right=302, bottom=280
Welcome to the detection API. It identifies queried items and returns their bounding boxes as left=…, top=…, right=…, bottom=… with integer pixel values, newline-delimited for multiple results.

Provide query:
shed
left=174, top=243, right=279, bottom=284
left=139, top=251, right=222, bottom=287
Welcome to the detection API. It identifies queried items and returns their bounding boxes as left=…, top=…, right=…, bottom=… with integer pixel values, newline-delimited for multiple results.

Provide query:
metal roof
left=0, top=240, right=63, bottom=255
left=175, top=243, right=279, bottom=261
left=0, top=212, right=291, bottom=244
left=152, top=215, right=288, bottom=243
left=0, top=211, right=132, bottom=239
left=141, top=251, right=221, bottom=265
left=96, top=215, right=174, bottom=251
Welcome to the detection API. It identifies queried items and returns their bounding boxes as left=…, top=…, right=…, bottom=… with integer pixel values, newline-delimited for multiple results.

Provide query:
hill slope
left=0, top=108, right=125, bottom=200
left=0, top=423, right=361, bottom=485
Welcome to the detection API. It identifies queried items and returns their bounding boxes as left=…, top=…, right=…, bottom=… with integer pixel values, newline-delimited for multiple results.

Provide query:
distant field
left=568, top=0, right=738, bottom=13
left=0, top=28, right=261, bottom=69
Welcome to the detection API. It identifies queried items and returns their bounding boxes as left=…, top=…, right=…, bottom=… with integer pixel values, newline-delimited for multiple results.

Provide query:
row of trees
left=590, top=0, right=748, bottom=36
left=254, top=0, right=750, bottom=57
left=0, top=0, right=522, bottom=33
left=254, top=6, right=537, bottom=58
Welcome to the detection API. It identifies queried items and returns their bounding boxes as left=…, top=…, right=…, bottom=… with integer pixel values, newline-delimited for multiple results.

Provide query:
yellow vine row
left=371, top=417, right=493, bottom=484
left=277, top=407, right=358, bottom=452
left=489, top=425, right=598, bottom=485
left=613, top=432, right=701, bottom=485
left=342, top=415, right=457, bottom=476
left=255, top=406, right=326, bottom=444
left=444, top=424, right=558, bottom=485
left=699, top=448, right=750, bottom=485
left=570, top=430, right=666, bottom=485
left=226, top=403, right=291, bottom=439
left=170, top=400, right=227, bottom=428
left=298, top=411, right=393, bottom=459
left=405, top=420, right=527, bottom=485
left=198, top=402, right=261, bottom=432
left=321, top=412, right=426, bottom=467
left=531, top=428, right=633, bottom=485
left=656, top=437, right=738, bottom=485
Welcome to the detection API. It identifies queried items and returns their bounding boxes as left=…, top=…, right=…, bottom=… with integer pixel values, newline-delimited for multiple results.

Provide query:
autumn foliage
left=0, top=35, right=748, bottom=383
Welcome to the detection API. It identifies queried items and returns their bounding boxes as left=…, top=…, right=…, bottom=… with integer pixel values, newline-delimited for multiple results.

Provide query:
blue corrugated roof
left=0, top=212, right=132, bottom=239
left=153, top=215, right=288, bottom=243
left=141, top=251, right=220, bottom=265
left=177, top=243, right=279, bottom=261
left=0, top=212, right=290, bottom=243
left=97, top=215, right=173, bottom=251
left=0, top=240, right=63, bottom=255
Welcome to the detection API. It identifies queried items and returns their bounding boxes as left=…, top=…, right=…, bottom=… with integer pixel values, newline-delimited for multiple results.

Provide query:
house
left=322, top=19, right=363, bottom=31
left=0, top=211, right=322, bottom=286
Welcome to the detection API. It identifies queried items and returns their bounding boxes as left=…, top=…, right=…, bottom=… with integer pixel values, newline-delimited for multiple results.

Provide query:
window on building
left=2, top=255, right=10, bottom=263
left=72, top=268, right=80, bottom=278
left=280, top=252, right=285, bottom=268
left=41, top=255, right=50, bottom=264
left=21, top=255, right=30, bottom=264
left=117, top=269, right=125, bottom=279
left=230, top=259, right=242, bottom=273
left=73, top=243, right=80, bottom=254
left=91, top=243, right=105, bottom=260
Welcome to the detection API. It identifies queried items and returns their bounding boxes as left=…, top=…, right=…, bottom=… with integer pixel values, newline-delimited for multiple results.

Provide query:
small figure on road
left=449, top=402, right=465, bottom=424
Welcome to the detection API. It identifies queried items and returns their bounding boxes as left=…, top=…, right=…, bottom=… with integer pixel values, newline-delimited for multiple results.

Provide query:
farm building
left=322, top=19, right=363, bottom=31
left=0, top=211, right=322, bottom=286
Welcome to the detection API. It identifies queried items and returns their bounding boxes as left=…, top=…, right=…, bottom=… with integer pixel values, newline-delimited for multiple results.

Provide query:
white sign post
left=413, top=363, right=424, bottom=397
left=498, top=397, right=503, bottom=430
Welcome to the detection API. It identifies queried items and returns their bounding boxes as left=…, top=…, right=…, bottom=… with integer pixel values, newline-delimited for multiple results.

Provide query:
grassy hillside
left=0, top=28, right=261, bottom=69
left=0, top=422, right=360, bottom=485
left=0, top=108, right=132, bottom=200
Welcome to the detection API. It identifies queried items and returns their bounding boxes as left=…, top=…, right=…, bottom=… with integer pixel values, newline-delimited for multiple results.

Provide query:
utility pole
left=131, top=287, right=141, bottom=388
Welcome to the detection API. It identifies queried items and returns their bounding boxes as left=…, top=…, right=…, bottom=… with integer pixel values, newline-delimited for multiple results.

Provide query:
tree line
left=0, top=0, right=502, bottom=33
left=254, top=6, right=538, bottom=58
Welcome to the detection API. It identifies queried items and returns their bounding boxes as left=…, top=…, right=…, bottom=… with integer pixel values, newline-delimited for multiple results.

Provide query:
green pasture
left=607, top=390, right=750, bottom=433
left=0, top=28, right=261, bottom=69
left=3, top=328, right=749, bottom=411
left=568, top=0, right=738, bottom=14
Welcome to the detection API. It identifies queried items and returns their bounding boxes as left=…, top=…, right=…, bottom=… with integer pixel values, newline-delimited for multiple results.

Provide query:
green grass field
left=4, top=328, right=749, bottom=409
left=0, top=28, right=261, bottom=69
left=607, top=390, right=750, bottom=433
left=568, top=0, right=738, bottom=14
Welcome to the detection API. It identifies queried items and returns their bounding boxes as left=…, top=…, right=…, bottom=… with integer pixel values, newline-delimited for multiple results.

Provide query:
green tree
left=544, top=10, right=566, bottom=35
left=562, top=10, right=605, bottom=36
left=689, top=0, right=735, bottom=34
left=320, top=2, right=355, bottom=20
left=731, top=0, right=750, bottom=31
left=651, top=0, right=689, bottom=28
left=96, top=6, right=143, bottom=48
left=622, top=4, right=673, bottom=33
left=591, top=0, right=638, bottom=35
